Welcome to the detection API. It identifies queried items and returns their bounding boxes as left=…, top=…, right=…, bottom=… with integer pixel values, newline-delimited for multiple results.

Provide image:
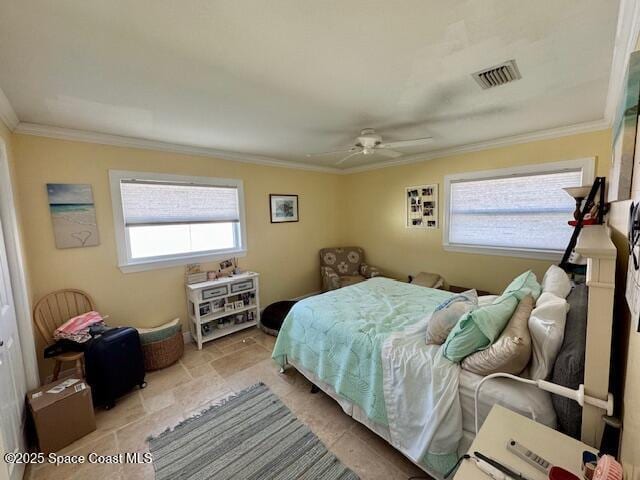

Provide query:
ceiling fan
left=306, top=128, right=433, bottom=165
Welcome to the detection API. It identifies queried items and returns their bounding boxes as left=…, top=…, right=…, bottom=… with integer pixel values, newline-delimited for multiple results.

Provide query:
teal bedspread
left=271, top=277, right=452, bottom=426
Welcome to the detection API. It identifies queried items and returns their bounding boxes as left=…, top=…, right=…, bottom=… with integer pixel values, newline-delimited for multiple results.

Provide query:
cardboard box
left=27, top=377, right=96, bottom=453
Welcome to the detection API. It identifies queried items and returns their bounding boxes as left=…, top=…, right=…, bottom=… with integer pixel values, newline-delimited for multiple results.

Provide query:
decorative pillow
left=425, top=290, right=478, bottom=345
left=461, top=295, right=534, bottom=375
left=541, top=265, right=572, bottom=300
left=496, top=270, right=542, bottom=303
left=550, top=282, right=588, bottom=438
left=442, top=294, right=519, bottom=362
left=137, top=318, right=181, bottom=345
left=528, top=295, right=569, bottom=380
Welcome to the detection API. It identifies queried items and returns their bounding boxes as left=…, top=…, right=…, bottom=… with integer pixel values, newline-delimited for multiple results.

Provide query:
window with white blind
left=109, top=171, right=246, bottom=272
left=443, top=158, right=594, bottom=259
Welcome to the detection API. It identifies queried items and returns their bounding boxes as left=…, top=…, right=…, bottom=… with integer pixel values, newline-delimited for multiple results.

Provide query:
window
left=110, top=171, right=246, bottom=272
left=443, top=158, right=594, bottom=259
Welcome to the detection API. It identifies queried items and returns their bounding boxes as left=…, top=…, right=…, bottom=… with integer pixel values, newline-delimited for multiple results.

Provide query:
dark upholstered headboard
left=550, top=282, right=588, bottom=439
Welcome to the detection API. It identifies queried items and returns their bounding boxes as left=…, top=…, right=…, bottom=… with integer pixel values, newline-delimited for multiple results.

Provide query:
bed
left=271, top=226, right=616, bottom=479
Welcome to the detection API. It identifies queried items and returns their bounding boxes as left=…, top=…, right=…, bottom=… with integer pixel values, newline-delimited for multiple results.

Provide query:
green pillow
left=442, top=271, right=541, bottom=363
left=496, top=270, right=541, bottom=303
left=443, top=295, right=518, bottom=362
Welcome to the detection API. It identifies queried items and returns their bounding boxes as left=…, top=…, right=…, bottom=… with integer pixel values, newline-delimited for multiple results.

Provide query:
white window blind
left=120, top=180, right=240, bottom=227
left=448, top=170, right=582, bottom=251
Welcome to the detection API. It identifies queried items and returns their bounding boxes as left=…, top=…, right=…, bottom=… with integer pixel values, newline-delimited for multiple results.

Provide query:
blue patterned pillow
left=425, top=290, right=478, bottom=345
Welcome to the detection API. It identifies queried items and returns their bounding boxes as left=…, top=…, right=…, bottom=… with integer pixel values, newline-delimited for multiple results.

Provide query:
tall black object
left=559, top=176, right=606, bottom=273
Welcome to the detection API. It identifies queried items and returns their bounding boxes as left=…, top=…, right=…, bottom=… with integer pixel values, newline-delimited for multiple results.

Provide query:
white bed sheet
left=287, top=359, right=557, bottom=477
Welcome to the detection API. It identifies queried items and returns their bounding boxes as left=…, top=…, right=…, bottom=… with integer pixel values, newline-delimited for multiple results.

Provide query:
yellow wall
left=12, top=134, right=346, bottom=376
left=9, top=128, right=615, bottom=383
left=341, top=130, right=612, bottom=294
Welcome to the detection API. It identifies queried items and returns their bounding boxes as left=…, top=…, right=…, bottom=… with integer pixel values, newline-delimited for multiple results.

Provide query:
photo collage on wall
left=406, top=184, right=438, bottom=229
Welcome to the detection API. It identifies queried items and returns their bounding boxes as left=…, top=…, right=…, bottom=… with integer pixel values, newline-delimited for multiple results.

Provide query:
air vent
left=472, top=60, right=521, bottom=89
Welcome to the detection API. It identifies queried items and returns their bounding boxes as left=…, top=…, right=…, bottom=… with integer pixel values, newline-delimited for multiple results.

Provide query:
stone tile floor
left=26, top=328, right=430, bottom=480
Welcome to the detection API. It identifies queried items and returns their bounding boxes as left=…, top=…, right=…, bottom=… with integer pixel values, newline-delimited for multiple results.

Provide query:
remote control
left=506, top=438, right=551, bottom=473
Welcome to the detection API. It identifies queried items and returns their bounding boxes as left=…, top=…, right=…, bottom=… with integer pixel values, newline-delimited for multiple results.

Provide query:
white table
left=454, top=405, right=597, bottom=479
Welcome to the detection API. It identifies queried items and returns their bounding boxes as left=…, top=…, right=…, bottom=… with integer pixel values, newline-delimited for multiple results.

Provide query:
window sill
left=118, top=249, right=247, bottom=273
left=443, top=244, right=563, bottom=261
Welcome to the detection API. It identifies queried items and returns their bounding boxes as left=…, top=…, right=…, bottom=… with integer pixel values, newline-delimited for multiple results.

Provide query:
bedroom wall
left=11, top=133, right=347, bottom=379
left=341, top=129, right=612, bottom=294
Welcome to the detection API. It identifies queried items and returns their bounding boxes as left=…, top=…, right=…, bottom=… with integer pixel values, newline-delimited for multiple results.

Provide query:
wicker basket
left=142, top=330, right=184, bottom=371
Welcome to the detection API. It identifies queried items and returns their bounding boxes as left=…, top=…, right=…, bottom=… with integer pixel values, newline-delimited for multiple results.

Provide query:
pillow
left=541, top=265, right=572, bottom=299
left=461, top=295, right=534, bottom=375
left=442, top=294, right=518, bottom=362
left=550, top=283, right=588, bottom=438
left=496, top=270, right=542, bottom=303
left=137, top=318, right=181, bottom=345
left=528, top=296, right=569, bottom=380
left=425, top=290, right=478, bottom=345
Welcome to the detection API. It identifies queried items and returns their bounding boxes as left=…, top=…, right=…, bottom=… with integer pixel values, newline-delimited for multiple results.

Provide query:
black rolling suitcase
left=85, top=327, right=146, bottom=409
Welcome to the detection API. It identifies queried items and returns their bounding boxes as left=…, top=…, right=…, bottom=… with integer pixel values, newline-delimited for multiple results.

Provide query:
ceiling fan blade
left=379, top=137, right=433, bottom=149
left=306, top=147, right=356, bottom=157
left=335, top=150, right=363, bottom=165
left=375, top=148, right=403, bottom=158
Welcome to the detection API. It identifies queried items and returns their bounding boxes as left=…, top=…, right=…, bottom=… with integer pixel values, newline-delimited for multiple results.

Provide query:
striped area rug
left=148, top=383, right=359, bottom=480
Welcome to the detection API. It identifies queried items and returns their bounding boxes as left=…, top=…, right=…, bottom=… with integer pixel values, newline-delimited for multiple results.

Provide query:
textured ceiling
left=0, top=0, right=620, bottom=168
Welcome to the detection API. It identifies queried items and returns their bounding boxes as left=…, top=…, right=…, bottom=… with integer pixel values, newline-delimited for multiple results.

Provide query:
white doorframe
left=0, top=139, right=38, bottom=389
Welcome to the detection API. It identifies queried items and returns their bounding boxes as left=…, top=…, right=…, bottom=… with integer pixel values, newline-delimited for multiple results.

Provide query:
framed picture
left=224, top=303, right=235, bottom=313
left=270, top=194, right=299, bottom=223
left=47, top=183, right=99, bottom=248
left=234, top=300, right=244, bottom=309
left=406, top=184, right=438, bottom=229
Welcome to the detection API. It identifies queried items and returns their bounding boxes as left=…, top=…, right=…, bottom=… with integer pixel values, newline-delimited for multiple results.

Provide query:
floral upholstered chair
left=319, top=247, right=383, bottom=291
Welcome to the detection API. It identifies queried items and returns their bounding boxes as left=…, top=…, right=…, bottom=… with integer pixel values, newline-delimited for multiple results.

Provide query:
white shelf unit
left=185, top=271, right=260, bottom=349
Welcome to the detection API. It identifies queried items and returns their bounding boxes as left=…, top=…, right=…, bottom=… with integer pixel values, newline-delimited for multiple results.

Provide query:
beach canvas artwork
left=47, top=183, right=99, bottom=248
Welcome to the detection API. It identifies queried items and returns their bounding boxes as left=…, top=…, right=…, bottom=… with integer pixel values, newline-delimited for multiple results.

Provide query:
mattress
left=458, top=369, right=557, bottom=434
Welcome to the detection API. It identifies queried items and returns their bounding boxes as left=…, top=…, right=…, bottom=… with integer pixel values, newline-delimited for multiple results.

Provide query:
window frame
left=442, top=158, right=595, bottom=260
left=109, top=170, right=247, bottom=273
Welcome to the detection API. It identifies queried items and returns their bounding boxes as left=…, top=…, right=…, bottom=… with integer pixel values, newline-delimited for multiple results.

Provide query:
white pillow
left=528, top=295, right=570, bottom=380
left=541, top=265, right=572, bottom=299
left=425, top=290, right=478, bottom=345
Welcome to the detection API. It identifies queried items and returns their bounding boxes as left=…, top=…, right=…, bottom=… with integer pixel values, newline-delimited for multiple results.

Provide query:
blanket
left=381, top=322, right=461, bottom=471
left=272, top=278, right=460, bottom=473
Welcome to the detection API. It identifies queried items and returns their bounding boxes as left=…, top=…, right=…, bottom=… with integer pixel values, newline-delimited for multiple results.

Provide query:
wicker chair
left=33, top=289, right=95, bottom=381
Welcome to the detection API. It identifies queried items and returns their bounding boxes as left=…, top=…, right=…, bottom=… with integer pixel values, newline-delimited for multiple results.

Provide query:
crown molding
left=16, top=119, right=610, bottom=176
left=341, top=119, right=610, bottom=174
left=604, top=0, right=640, bottom=124
left=13, top=122, right=343, bottom=174
left=0, top=87, right=19, bottom=131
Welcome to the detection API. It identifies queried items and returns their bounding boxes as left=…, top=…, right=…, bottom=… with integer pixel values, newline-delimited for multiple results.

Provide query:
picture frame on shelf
left=234, top=300, right=244, bottom=309
left=270, top=194, right=299, bottom=223
left=224, top=303, right=235, bottom=313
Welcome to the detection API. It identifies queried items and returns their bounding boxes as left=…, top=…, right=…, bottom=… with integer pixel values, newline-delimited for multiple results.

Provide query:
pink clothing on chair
left=54, top=310, right=104, bottom=343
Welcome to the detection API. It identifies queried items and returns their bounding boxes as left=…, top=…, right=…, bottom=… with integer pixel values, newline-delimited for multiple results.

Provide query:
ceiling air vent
left=472, top=60, right=521, bottom=89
